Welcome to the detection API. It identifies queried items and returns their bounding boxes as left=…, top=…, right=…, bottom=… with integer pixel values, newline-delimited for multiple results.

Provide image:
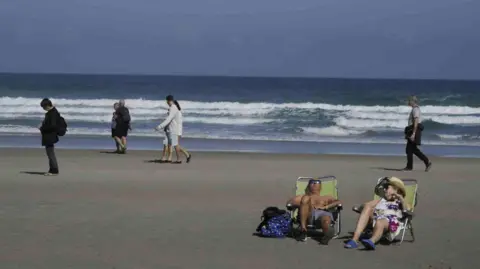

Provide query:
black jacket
left=40, top=107, right=60, bottom=146
left=115, top=106, right=131, bottom=130
left=116, top=106, right=131, bottom=123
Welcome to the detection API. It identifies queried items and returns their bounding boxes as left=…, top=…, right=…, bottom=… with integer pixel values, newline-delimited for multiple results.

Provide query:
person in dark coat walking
left=403, top=95, right=432, bottom=172
left=39, top=98, right=61, bottom=176
left=114, top=99, right=131, bottom=154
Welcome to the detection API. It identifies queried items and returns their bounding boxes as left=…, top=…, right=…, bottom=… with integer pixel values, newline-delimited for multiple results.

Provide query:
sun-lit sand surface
left=0, top=149, right=477, bottom=269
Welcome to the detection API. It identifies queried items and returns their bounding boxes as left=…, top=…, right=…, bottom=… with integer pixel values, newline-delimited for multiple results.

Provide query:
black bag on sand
left=255, top=206, right=287, bottom=233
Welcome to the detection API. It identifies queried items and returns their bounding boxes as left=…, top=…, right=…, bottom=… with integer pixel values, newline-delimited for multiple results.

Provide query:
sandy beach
left=0, top=148, right=478, bottom=269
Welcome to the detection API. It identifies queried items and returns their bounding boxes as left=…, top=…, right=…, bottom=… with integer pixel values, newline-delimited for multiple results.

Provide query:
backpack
left=57, top=116, right=68, bottom=136
left=255, top=206, right=292, bottom=238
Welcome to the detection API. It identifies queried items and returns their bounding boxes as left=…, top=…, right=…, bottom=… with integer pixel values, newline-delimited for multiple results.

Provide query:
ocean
left=1, top=73, right=480, bottom=157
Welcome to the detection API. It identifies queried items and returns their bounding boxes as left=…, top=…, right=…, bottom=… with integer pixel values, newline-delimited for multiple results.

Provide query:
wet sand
left=0, top=148, right=477, bottom=269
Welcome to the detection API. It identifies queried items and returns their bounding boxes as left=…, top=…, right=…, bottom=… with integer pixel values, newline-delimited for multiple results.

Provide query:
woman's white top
left=157, top=105, right=182, bottom=135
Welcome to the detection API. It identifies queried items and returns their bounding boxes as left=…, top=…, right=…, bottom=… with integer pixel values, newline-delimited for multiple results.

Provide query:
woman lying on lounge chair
left=345, top=177, right=410, bottom=250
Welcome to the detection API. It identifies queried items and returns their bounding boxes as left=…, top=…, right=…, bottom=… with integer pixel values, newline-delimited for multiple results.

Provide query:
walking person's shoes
left=425, top=162, right=433, bottom=172
left=44, top=169, right=59, bottom=176
left=187, top=154, right=192, bottom=163
left=401, top=167, right=413, bottom=171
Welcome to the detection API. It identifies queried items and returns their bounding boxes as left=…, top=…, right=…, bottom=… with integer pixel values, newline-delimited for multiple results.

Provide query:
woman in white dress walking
left=155, top=95, right=192, bottom=163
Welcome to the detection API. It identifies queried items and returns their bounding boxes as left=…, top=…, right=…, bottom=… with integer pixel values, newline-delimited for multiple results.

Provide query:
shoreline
left=1, top=133, right=480, bottom=159
left=2, top=147, right=480, bottom=163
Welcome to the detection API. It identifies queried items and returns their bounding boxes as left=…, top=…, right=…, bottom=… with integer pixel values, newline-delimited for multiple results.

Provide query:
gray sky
left=0, top=0, right=479, bottom=79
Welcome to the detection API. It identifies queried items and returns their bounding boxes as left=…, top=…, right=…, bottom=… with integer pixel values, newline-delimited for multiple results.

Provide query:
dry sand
left=0, top=148, right=478, bottom=269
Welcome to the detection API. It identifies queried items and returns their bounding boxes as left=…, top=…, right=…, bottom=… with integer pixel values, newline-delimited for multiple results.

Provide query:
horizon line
left=0, top=71, right=479, bottom=83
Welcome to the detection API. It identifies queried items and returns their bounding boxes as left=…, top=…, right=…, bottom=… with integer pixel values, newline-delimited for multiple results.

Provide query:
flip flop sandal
left=186, top=154, right=192, bottom=163
left=360, top=239, right=376, bottom=250
left=344, top=239, right=359, bottom=249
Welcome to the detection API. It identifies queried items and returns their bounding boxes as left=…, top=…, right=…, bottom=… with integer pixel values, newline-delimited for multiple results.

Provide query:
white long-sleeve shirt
left=157, top=105, right=182, bottom=135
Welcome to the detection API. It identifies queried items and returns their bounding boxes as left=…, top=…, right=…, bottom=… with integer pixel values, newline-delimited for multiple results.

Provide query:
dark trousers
left=45, top=145, right=59, bottom=173
left=405, top=140, right=429, bottom=169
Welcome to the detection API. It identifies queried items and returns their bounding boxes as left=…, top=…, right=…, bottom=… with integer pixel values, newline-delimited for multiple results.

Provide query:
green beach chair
left=287, top=176, right=343, bottom=239
left=352, top=177, right=418, bottom=245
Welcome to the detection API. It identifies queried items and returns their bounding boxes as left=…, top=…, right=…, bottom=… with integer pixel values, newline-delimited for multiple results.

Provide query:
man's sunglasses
left=308, top=179, right=322, bottom=185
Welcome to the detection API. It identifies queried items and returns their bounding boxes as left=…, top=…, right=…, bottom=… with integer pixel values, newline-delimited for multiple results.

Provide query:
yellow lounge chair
left=352, top=177, right=418, bottom=245
left=286, top=176, right=343, bottom=239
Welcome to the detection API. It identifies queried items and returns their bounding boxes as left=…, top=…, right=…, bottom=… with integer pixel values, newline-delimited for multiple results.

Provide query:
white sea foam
left=301, top=126, right=363, bottom=136
left=0, top=97, right=276, bottom=125
left=437, top=134, right=463, bottom=140
left=0, top=113, right=160, bottom=123
left=185, top=116, right=275, bottom=125
left=437, top=134, right=480, bottom=140
left=1, top=124, right=479, bottom=146
left=0, top=113, right=273, bottom=125
left=345, top=111, right=480, bottom=126
left=335, top=117, right=403, bottom=129
left=2, top=97, right=480, bottom=115
left=1, top=96, right=480, bottom=141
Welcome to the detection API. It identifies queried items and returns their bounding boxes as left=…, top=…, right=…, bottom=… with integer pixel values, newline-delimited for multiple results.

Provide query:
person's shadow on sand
left=371, top=167, right=407, bottom=171
left=144, top=160, right=182, bottom=164
left=144, top=159, right=164, bottom=163
left=99, top=151, right=120, bottom=154
left=20, top=171, right=46, bottom=175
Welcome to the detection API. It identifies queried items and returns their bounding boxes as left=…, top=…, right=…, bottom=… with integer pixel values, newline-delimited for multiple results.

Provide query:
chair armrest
left=286, top=203, right=297, bottom=211
left=287, top=203, right=342, bottom=212
left=352, top=205, right=364, bottom=214
left=402, top=210, right=415, bottom=219
left=329, top=204, right=343, bottom=211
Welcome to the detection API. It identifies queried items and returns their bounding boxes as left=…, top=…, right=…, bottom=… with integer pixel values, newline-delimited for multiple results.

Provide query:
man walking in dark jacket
left=115, top=99, right=131, bottom=153
left=39, top=98, right=61, bottom=176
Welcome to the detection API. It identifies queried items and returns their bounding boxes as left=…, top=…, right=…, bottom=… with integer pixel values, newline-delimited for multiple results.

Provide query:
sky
left=0, top=0, right=479, bottom=80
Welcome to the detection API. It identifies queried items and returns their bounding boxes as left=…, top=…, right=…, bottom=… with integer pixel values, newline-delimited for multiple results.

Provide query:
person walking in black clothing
left=39, top=98, right=62, bottom=176
left=114, top=99, right=131, bottom=154
left=404, top=95, right=432, bottom=172
left=111, top=102, right=122, bottom=152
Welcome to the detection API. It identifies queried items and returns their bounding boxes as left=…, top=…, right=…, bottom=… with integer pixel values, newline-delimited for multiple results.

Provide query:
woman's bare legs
left=176, top=136, right=191, bottom=162
left=166, top=145, right=172, bottom=161
left=113, top=138, right=121, bottom=151
left=121, top=137, right=127, bottom=151
left=160, top=145, right=168, bottom=161
left=352, top=201, right=377, bottom=241
left=160, top=144, right=172, bottom=161
left=369, top=219, right=388, bottom=243
left=173, top=145, right=182, bottom=162
left=114, top=137, right=124, bottom=152
left=179, top=146, right=190, bottom=158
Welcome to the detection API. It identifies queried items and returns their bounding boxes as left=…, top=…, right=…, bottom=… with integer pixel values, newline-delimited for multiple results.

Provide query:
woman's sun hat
left=388, top=177, right=406, bottom=197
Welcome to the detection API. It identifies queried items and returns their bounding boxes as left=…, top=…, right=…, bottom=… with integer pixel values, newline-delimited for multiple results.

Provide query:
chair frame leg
left=334, top=211, right=341, bottom=239
left=409, top=221, right=415, bottom=242
left=395, top=219, right=409, bottom=245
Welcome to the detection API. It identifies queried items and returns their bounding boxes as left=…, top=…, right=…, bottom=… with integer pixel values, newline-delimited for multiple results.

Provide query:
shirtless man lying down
left=287, top=178, right=342, bottom=244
